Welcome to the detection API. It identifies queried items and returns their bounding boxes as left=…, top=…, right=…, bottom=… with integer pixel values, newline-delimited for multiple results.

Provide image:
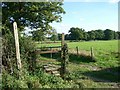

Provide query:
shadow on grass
left=40, top=52, right=61, bottom=61
left=69, top=53, right=96, bottom=64
left=40, top=52, right=96, bottom=63
left=81, top=66, right=120, bottom=83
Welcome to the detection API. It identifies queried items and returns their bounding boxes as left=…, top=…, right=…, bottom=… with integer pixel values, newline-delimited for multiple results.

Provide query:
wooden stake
left=76, top=46, right=79, bottom=55
left=61, top=33, right=65, bottom=46
left=61, top=33, right=65, bottom=58
left=13, top=22, right=21, bottom=71
left=60, top=33, right=65, bottom=79
left=50, top=47, right=52, bottom=59
left=91, top=47, right=94, bottom=61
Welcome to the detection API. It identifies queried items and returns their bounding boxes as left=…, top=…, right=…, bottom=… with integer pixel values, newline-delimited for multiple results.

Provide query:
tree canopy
left=68, top=27, right=85, bottom=40
left=2, top=2, right=65, bottom=34
left=66, top=27, right=119, bottom=41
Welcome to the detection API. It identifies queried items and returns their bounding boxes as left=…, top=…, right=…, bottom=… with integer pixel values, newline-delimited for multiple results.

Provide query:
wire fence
left=68, top=48, right=91, bottom=56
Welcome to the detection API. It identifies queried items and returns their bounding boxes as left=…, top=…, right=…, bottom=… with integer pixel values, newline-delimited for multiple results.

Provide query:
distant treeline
left=58, top=27, right=120, bottom=41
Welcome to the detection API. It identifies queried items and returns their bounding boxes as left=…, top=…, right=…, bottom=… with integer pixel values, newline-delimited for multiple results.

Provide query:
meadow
left=36, top=40, right=119, bottom=88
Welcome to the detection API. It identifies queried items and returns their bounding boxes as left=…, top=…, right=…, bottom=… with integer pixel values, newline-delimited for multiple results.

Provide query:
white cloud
left=50, top=22, right=72, bottom=34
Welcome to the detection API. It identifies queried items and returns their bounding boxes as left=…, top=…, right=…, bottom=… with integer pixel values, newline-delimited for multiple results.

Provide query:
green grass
left=37, top=40, right=118, bottom=51
left=37, top=40, right=119, bottom=67
left=36, top=40, right=119, bottom=88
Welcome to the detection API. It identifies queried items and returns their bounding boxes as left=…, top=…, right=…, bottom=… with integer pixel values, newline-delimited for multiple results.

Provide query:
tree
left=65, top=34, right=70, bottom=40
left=78, top=28, right=85, bottom=40
left=117, top=31, right=120, bottom=39
left=104, top=29, right=114, bottom=40
left=50, top=28, right=58, bottom=42
left=2, top=2, right=65, bottom=74
left=113, top=31, right=119, bottom=39
left=58, top=33, right=62, bottom=40
left=69, top=27, right=79, bottom=40
left=94, top=29, right=104, bottom=40
left=68, top=27, right=84, bottom=40
left=87, top=30, right=96, bottom=40
left=83, top=32, right=89, bottom=41
left=31, top=29, right=45, bottom=43
left=2, top=2, right=65, bottom=34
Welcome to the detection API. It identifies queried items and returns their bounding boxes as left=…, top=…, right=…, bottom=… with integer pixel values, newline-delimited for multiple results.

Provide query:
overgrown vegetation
left=1, top=2, right=119, bottom=89
left=36, top=40, right=119, bottom=87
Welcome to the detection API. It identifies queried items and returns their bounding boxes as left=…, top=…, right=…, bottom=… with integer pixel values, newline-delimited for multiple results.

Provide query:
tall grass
left=37, top=40, right=119, bottom=68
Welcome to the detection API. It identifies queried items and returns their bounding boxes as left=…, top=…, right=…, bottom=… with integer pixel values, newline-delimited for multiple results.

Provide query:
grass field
left=36, top=40, right=119, bottom=88
left=37, top=40, right=118, bottom=52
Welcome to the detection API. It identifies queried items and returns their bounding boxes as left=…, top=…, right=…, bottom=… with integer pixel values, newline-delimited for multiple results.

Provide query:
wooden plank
left=35, top=50, right=61, bottom=54
left=13, top=22, right=21, bottom=70
left=54, top=73, right=60, bottom=76
left=42, top=46, right=61, bottom=48
left=52, top=71, right=59, bottom=74
left=45, top=67, right=58, bottom=72
left=43, top=65, right=49, bottom=68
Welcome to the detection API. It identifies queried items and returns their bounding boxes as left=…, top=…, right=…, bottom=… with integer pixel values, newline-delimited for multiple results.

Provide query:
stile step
left=52, top=71, right=59, bottom=74
left=54, top=73, right=60, bottom=76
left=45, top=67, right=58, bottom=72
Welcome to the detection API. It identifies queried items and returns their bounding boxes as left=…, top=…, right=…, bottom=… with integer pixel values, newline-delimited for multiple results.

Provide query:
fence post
left=76, top=46, right=79, bottom=55
left=50, top=47, right=52, bottom=59
left=60, top=43, right=68, bottom=79
left=60, top=33, right=65, bottom=79
left=61, top=33, right=65, bottom=58
left=13, top=22, right=21, bottom=78
left=91, top=47, right=95, bottom=61
left=61, top=33, right=65, bottom=46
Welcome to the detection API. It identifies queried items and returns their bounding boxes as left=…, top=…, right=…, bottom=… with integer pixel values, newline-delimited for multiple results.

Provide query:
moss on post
left=60, top=43, right=69, bottom=79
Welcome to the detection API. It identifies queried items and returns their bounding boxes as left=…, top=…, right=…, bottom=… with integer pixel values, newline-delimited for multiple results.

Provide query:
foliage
left=104, top=29, right=114, bottom=40
left=20, top=36, right=37, bottom=59
left=87, top=30, right=96, bottom=40
left=2, top=2, right=65, bottom=83
left=68, top=27, right=85, bottom=40
left=31, top=29, right=45, bottom=42
left=50, top=28, right=58, bottom=42
left=2, top=69, right=28, bottom=88
left=66, top=27, right=119, bottom=41
left=117, top=31, right=120, bottom=39
left=2, top=2, right=65, bottom=32
left=2, top=28, right=16, bottom=73
left=2, top=66, right=84, bottom=88
left=58, top=33, right=62, bottom=40
left=94, top=29, right=104, bottom=40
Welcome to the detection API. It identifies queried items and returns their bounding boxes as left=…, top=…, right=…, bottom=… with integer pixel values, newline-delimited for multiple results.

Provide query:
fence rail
left=35, top=50, right=61, bottom=54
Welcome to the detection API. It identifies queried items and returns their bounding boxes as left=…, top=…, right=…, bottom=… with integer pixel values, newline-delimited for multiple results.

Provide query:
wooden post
left=13, top=22, right=22, bottom=72
left=91, top=47, right=94, bottom=61
left=60, top=33, right=69, bottom=79
left=50, top=47, right=52, bottom=59
left=61, top=33, right=65, bottom=46
left=76, top=46, right=79, bottom=55
left=61, top=33, right=65, bottom=58
left=60, top=43, right=68, bottom=79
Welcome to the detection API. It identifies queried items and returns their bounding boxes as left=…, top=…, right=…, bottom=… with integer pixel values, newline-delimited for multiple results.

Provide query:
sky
left=50, top=0, right=119, bottom=34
